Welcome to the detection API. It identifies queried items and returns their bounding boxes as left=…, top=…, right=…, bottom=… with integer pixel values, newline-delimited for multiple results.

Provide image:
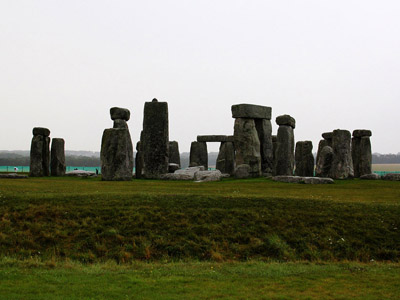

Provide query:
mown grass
left=0, top=177, right=399, bottom=263
left=0, top=258, right=399, bottom=300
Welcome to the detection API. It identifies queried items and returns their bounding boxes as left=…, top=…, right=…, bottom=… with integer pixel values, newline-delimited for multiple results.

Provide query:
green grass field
left=0, top=176, right=399, bottom=298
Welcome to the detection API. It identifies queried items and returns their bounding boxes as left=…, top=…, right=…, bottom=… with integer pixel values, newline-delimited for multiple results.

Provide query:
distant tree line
left=1, top=151, right=399, bottom=167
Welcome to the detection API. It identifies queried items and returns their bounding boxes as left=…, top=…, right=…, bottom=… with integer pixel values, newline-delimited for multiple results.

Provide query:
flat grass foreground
left=0, top=259, right=399, bottom=299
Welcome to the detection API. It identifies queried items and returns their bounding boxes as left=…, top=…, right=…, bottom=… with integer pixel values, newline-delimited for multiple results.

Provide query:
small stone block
left=33, top=127, right=50, bottom=137
left=352, top=129, right=372, bottom=138
left=110, top=107, right=130, bottom=121
left=276, top=115, right=296, bottom=128
left=322, top=132, right=333, bottom=139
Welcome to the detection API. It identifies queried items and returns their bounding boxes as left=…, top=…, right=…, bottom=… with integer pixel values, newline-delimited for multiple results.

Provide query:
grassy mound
left=0, top=177, right=399, bottom=262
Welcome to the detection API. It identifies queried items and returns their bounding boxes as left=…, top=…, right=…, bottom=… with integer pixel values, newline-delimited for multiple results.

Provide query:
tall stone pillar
left=329, top=129, right=354, bottom=179
left=30, top=127, right=51, bottom=177
left=231, top=104, right=272, bottom=178
left=216, top=141, right=235, bottom=175
left=294, top=141, right=314, bottom=177
left=189, top=141, right=208, bottom=169
left=316, top=132, right=333, bottom=165
left=168, top=141, right=181, bottom=167
left=274, top=115, right=295, bottom=176
left=50, top=138, right=66, bottom=176
left=352, top=129, right=372, bottom=177
left=100, top=107, right=133, bottom=181
left=142, top=99, right=169, bottom=178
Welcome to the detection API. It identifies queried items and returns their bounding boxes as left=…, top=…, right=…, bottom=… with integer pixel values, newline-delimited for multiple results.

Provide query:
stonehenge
left=50, top=138, right=66, bottom=176
left=142, top=99, right=169, bottom=178
left=30, top=127, right=51, bottom=177
left=316, top=132, right=332, bottom=167
left=352, top=130, right=372, bottom=178
left=274, top=115, right=295, bottom=176
left=294, top=141, right=314, bottom=177
left=329, top=129, right=354, bottom=179
left=189, top=141, right=208, bottom=169
left=232, top=104, right=273, bottom=178
left=168, top=141, right=181, bottom=167
left=100, top=107, right=134, bottom=181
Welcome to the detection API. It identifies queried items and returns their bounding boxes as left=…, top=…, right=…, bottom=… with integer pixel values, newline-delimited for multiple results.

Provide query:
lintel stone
left=197, top=135, right=234, bottom=143
left=231, top=104, right=271, bottom=119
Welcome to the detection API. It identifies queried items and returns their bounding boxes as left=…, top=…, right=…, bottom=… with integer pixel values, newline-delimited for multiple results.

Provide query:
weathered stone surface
left=168, top=163, right=180, bottom=173
left=100, top=128, right=133, bottom=181
left=66, top=170, right=96, bottom=177
left=168, top=141, right=180, bottom=167
left=272, top=176, right=334, bottom=184
left=274, top=125, right=295, bottom=176
left=322, top=132, right=333, bottom=140
left=382, top=173, right=400, bottom=181
left=0, top=173, right=28, bottom=179
left=316, top=139, right=328, bottom=167
left=295, top=141, right=314, bottom=177
left=360, top=173, right=380, bottom=180
left=231, top=104, right=271, bottom=119
left=234, top=118, right=261, bottom=177
left=353, top=129, right=372, bottom=138
left=113, top=119, right=128, bottom=129
left=197, top=135, right=234, bottom=143
left=315, top=146, right=334, bottom=178
left=216, top=142, right=235, bottom=175
left=110, top=107, right=130, bottom=121
left=234, top=164, right=251, bottom=179
left=255, top=119, right=273, bottom=176
left=272, top=135, right=277, bottom=172
left=352, top=134, right=372, bottom=178
left=189, top=141, right=208, bottom=169
left=30, top=135, right=50, bottom=177
left=160, top=173, right=193, bottom=181
left=135, top=141, right=144, bottom=179
left=276, top=115, right=296, bottom=129
left=142, top=101, right=169, bottom=178
left=329, top=129, right=354, bottom=179
left=50, top=138, right=66, bottom=176
left=33, top=127, right=50, bottom=137
left=194, top=170, right=222, bottom=182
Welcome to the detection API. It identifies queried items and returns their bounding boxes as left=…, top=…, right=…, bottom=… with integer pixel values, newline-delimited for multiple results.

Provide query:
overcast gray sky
left=1, top=0, right=399, bottom=153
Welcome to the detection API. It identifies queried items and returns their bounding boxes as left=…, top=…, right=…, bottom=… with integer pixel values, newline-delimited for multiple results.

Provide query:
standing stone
left=329, top=129, right=354, bottom=179
left=189, top=141, right=208, bottom=169
left=274, top=115, right=295, bottom=176
left=101, top=128, right=133, bottom=181
left=233, top=118, right=261, bottom=178
left=255, top=119, right=273, bottom=176
left=30, top=127, right=50, bottom=177
left=352, top=129, right=372, bottom=178
left=142, top=99, right=169, bottom=178
left=168, top=141, right=181, bottom=167
left=216, top=141, right=235, bottom=175
left=295, top=141, right=314, bottom=177
left=135, top=141, right=144, bottom=179
left=50, top=138, right=66, bottom=176
left=272, top=135, right=277, bottom=174
left=315, top=146, right=334, bottom=177
left=316, top=132, right=333, bottom=166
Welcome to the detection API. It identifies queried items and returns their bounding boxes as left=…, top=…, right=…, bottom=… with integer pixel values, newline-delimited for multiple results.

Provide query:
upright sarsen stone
left=255, top=119, right=273, bottom=176
left=216, top=141, right=235, bottom=175
left=329, top=129, right=354, bottom=179
left=30, top=127, right=50, bottom=177
left=142, top=99, right=169, bottom=178
left=274, top=115, right=295, bottom=176
left=352, top=129, right=372, bottom=177
left=233, top=118, right=261, bottom=177
left=168, top=141, right=181, bottom=167
left=101, top=128, right=133, bottom=181
left=189, top=141, right=208, bottom=169
left=50, top=138, right=66, bottom=176
left=294, top=141, right=314, bottom=177
left=315, top=146, right=334, bottom=177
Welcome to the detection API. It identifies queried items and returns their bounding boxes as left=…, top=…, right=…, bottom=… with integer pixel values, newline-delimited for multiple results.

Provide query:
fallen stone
left=360, top=173, right=380, bottom=180
left=110, top=107, right=130, bottom=121
left=276, top=115, right=296, bottom=129
left=50, top=138, right=66, bottom=176
left=382, top=173, right=400, bottom=181
left=168, top=163, right=180, bottom=173
left=272, top=176, right=334, bottom=184
left=170, top=166, right=205, bottom=180
left=353, top=129, right=372, bottom=138
left=33, top=127, right=50, bottom=137
left=234, top=164, right=251, bottom=179
left=194, top=170, right=222, bottom=182
left=65, top=170, right=96, bottom=177
left=231, top=104, right=271, bottom=119
left=221, top=173, right=231, bottom=178
left=0, top=173, right=28, bottom=179
left=160, top=173, right=193, bottom=181
left=197, top=135, right=234, bottom=143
